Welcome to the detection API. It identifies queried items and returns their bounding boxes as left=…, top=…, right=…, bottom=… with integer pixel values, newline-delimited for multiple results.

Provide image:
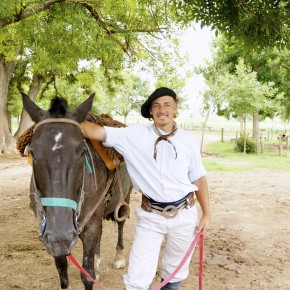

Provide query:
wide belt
left=141, top=192, right=195, bottom=219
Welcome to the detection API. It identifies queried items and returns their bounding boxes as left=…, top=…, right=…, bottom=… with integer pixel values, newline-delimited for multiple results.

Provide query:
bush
left=234, top=136, right=256, bottom=153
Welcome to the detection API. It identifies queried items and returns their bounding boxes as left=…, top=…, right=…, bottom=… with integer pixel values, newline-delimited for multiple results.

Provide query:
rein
left=76, top=171, right=115, bottom=233
left=152, top=231, right=204, bottom=290
left=68, top=231, right=204, bottom=290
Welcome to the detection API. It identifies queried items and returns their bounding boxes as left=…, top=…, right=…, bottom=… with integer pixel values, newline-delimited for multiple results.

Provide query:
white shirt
left=103, top=124, right=206, bottom=202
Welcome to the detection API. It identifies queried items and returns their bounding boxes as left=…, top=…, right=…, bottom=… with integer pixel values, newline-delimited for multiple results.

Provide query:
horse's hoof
left=113, top=259, right=126, bottom=269
left=60, top=286, right=71, bottom=290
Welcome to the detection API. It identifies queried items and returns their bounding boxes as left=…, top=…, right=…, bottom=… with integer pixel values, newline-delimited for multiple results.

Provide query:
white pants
left=124, top=205, right=198, bottom=290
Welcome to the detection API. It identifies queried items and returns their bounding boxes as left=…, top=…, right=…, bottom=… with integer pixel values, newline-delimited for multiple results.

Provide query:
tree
left=195, top=57, right=224, bottom=153
left=97, top=70, right=150, bottom=123
left=218, top=59, right=279, bottom=153
left=0, top=0, right=181, bottom=153
left=1, top=0, right=289, bottom=154
left=197, top=35, right=289, bottom=148
left=212, top=36, right=290, bottom=122
left=177, top=0, right=290, bottom=50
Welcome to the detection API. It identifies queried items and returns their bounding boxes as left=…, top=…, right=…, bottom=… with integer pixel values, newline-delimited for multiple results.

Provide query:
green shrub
left=234, top=136, right=256, bottom=153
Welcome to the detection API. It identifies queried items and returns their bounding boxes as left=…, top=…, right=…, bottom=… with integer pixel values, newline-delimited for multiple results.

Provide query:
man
left=81, top=87, right=210, bottom=290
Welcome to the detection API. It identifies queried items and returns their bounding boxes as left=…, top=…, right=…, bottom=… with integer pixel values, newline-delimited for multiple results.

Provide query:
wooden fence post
left=259, top=134, right=264, bottom=154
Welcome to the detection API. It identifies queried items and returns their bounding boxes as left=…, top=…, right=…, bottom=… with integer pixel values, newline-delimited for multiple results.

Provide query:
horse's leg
left=113, top=188, right=131, bottom=269
left=80, top=223, right=103, bottom=290
left=94, top=226, right=102, bottom=278
left=54, top=256, right=71, bottom=290
left=113, top=219, right=126, bottom=269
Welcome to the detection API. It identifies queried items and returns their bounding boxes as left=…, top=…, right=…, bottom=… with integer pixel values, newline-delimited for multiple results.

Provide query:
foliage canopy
left=178, top=0, right=290, bottom=50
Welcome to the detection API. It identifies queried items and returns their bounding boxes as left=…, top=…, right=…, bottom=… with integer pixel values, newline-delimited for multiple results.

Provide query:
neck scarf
left=153, top=123, right=178, bottom=161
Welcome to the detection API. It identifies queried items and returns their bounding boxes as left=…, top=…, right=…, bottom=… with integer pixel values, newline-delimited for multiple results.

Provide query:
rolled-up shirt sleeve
left=102, top=126, right=129, bottom=154
left=102, top=126, right=121, bottom=147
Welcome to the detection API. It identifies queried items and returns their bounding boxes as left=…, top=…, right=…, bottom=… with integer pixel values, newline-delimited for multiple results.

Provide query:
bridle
left=33, top=118, right=82, bottom=133
left=29, top=118, right=96, bottom=237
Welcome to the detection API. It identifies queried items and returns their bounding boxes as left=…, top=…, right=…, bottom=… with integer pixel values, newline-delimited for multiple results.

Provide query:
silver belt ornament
left=141, top=193, right=195, bottom=219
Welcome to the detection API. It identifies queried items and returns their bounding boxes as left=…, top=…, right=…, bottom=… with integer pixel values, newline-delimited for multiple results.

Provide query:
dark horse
left=22, top=93, right=132, bottom=290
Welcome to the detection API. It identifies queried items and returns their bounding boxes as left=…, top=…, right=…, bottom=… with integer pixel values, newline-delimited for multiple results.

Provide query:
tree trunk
left=243, top=114, right=247, bottom=154
left=14, top=74, right=45, bottom=138
left=252, top=111, right=260, bottom=154
left=252, top=111, right=259, bottom=140
left=200, top=106, right=211, bottom=154
left=0, top=57, right=17, bottom=154
left=123, top=114, right=128, bottom=125
left=239, top=115, right=244, bottom=136
left=8, top=110, right=12, bottom=132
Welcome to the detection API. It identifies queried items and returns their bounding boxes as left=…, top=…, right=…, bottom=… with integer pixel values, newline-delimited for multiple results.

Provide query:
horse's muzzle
left=42, top=230, right=78, bottom=257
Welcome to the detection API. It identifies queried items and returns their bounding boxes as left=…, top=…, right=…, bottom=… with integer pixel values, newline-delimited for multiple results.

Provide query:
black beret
left=141, top=87, right=177, bottom=118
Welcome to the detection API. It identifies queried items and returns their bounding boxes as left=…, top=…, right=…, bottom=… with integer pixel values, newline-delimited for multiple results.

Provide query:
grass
left=203, top=141, right=290, bottom=172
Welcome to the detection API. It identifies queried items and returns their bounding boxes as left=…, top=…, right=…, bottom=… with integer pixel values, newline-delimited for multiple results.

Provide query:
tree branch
left=82, top=3, right=168, bottom=55
left=82, top=3, right=131, bottom=54
left=0, top=0, right=66, bottom=27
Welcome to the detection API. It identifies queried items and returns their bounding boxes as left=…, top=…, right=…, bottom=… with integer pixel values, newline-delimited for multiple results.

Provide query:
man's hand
left=193, top=176, right=210, bottom=234
left=196, top=214, right=210, bottom=234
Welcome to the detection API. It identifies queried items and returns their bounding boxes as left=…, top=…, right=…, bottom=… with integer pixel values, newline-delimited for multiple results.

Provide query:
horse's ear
left=72, top=93, right=95, bottom=123
left=21, top=93, right=45, bottom=123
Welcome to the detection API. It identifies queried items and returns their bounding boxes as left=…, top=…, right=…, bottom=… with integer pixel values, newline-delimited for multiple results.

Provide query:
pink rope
left=68, top=231, right=204, bottom=290
left=67, top=254, right=109, bottom=290
left=151, top=232, right=204, bottom=290
left=199, top=233, right=204, bottom=290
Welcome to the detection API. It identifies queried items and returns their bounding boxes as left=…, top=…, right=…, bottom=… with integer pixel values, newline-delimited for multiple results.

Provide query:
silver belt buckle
left=162, top=205, right=178, bottom=219
left=186, top=197, right=190, bottom=209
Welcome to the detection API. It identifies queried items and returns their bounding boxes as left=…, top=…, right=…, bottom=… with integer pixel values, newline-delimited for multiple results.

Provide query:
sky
left=181, top=26, right=214, bottom=66
left=179, top=25, right=215, bottom=116
left=79, top=24, right=215, bottom=117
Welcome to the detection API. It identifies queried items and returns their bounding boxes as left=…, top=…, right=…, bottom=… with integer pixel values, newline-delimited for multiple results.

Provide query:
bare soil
left=0, top=154, right=290, bottom=290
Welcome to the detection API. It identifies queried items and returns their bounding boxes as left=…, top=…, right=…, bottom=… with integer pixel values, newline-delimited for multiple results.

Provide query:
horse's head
left=22, top=93, right=94, bottom=257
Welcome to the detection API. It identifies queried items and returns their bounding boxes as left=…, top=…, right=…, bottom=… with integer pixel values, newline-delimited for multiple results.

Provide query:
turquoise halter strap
left=41, top=197, right=77, bottom=210
left=84, top=154, right=92, bottom=174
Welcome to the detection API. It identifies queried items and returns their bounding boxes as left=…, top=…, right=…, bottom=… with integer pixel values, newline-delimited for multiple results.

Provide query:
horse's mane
left=49, top=97, right=68, bottom=117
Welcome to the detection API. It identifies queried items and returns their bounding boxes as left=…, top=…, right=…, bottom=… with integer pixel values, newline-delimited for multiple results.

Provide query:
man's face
left=149, top=95, right=177, bottom=128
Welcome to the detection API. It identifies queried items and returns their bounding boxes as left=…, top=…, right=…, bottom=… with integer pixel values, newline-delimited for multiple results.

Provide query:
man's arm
left=81, top=121, right=107, bottom=142
left=193, top=176, right=210, bottom=233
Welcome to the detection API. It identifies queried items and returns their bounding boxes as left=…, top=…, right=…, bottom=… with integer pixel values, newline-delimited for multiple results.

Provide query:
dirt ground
left=0, top=153, right=290, bottom=290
